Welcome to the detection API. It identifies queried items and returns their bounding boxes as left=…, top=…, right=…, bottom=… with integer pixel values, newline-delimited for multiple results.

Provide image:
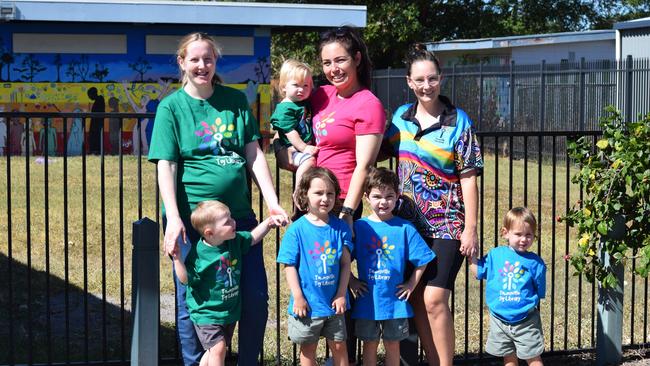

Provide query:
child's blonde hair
left=502, top=207, right=537, bottom=235
left=278, top=59, right=313, bottom=98
left=191, top=200, right=230, bottom=235
left=294, top=167, right=340, bottom=212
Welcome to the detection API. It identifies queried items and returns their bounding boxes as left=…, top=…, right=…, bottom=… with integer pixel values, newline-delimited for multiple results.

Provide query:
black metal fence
left=372, top=56, right=650, bottom=161
left=1, top=113, right=649, bottom=365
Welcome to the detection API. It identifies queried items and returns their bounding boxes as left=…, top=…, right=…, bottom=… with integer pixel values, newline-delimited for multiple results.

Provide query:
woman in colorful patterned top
left=311, top=26, right=386, bottom=228
left=383, top=43, right=483, bottom=366
left=148, top=32, right=288, bottom=366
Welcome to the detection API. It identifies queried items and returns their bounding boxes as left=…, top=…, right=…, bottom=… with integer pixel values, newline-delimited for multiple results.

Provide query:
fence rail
left=1, top=112, right=649, bottom=365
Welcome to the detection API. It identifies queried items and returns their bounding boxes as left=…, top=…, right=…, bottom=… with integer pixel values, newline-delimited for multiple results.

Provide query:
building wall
left=0, top=22, right=272, bottom=155
left=620, top=28, right=650, bottom=59
left=511, top=40, right=614, bottom=64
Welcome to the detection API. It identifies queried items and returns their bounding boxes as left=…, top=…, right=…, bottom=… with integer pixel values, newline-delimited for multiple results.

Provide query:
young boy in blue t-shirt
left=470, top=207, right=547, bottom=366
left=350, top=167, right=436, bottom=366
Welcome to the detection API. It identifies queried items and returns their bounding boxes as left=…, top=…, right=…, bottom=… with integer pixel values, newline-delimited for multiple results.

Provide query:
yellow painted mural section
left=0, top=82, right=272, bottom=134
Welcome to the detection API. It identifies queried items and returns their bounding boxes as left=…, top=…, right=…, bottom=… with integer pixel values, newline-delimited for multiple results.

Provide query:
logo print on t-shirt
left=499, top=260, right=524, bottom=291
left=366, top=235, right=394, bottom=269
left=313, top=111, right=335, bottom=144
left=308, top=240, right=337, bottom=274
left=195, top=117, right=235, bottom=155
left=215, top=255, right=240, bottom=287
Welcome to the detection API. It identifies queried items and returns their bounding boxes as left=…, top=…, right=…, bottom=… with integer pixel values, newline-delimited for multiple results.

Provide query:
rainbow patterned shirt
left=384, top=96, right=483, bottom=240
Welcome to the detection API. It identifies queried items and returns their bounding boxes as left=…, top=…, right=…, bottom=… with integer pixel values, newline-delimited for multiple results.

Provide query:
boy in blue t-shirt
left=350, top=167, right=436, bottom=366
left=470, top=207, right=546, bottom=366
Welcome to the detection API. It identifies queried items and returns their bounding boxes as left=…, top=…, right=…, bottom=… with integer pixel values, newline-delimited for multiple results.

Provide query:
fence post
left=596, top=216, right=626, bottom=366
left=596, top=248, right=624, bottom=365
left=579, top=58, right=585, bottom=131
left=131, top=217, right=160, bottom=366
left=624, top=55, right=633, bottom=123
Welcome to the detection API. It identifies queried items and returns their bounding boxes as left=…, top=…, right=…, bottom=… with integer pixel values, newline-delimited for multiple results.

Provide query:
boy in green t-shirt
left=271, top=59, right=318, bottom=188
left=171, top=200, right=283, bottom=366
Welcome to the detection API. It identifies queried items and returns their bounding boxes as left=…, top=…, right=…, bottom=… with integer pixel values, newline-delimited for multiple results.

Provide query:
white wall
left=511, top=40, right=615, bottom=64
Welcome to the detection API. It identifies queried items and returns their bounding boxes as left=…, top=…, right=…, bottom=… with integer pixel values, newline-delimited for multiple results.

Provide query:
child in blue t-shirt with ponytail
left=277, top=166, right=353, bottom=365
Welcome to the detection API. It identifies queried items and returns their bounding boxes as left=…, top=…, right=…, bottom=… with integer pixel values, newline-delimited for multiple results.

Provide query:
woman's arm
left=158, top=159, right=186, bottom=256
left=244, top=141, right=289, bottom=225
left=339, top=133, right=383, bottom=227
left=459, top=170, right=479, bottom=258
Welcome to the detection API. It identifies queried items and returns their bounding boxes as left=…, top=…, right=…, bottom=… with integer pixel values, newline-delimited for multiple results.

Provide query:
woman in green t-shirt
left=148, top=32, right=288, bottom=366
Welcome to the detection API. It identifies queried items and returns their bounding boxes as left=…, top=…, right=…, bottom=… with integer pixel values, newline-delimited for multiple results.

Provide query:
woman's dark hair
left=405, top=43, right=441, bottom=76
left=318, top=26, right=373, bottom=89
left=294, top=166, right=341, bottom=211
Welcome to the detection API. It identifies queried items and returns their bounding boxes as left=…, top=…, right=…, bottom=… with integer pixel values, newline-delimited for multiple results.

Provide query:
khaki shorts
left=485, top=310, right=544, bottom=360
left=288, top=314, right=347, bottom=344
left=355, top=318, right=409, bottom=341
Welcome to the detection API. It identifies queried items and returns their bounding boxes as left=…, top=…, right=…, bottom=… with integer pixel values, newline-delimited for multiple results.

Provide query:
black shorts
left=193, top=322, right=236, bottom=351
left=421, top=238, right=465, bottom=290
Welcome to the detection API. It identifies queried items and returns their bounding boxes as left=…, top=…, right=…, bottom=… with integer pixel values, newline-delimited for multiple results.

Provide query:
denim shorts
left=485, top=309, right=544, bottom=360
left=355, top=318, right=409, bottom=341
left=287, top=314, right=347, bottom=344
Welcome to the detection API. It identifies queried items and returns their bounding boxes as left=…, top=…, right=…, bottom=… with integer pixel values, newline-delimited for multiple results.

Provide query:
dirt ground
left=541, top=348, right=650, bottom=365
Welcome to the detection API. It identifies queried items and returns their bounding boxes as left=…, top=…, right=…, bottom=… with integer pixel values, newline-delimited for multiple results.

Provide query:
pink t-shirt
left=311, top=85, right=386, bottom=198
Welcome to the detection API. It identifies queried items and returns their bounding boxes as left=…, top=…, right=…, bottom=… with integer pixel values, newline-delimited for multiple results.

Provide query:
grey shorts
left=287, top=314, right=347, bottom=344
left=355, top=318, right=409, bottom=342
left=193, top=322, right=236, bottom=351
left=485, top=310, right=544, bottom=360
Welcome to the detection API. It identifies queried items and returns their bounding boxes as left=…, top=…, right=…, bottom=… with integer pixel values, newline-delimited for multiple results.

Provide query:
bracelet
left=341, top=206, right=355, bottom=216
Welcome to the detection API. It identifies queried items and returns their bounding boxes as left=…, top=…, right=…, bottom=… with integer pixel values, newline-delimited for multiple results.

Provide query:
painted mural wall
left=0, top=22, right=272, bottom=156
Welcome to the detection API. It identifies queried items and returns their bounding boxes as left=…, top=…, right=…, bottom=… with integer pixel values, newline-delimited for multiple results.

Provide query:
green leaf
left=596, top=139, right=609, bottom=149
left=597, top=222, right=608, bottom=236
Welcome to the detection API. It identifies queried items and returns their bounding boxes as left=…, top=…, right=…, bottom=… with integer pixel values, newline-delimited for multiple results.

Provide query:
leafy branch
left=562, top=106, right=650, bottom=287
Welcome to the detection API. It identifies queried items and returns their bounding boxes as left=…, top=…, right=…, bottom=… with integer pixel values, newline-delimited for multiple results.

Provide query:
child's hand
left=331, top=295, right=346, bottom=315
left=349, top=276, right=368, bottom=298
left=268, top=214, right=287, bottom=229
left=268, top=205, right=289, bottom=227
left=396, top=282, right=416, bottom=301
left=303, top=145, right=319, bottom=156
left=293, top=295, right=310, bottom=318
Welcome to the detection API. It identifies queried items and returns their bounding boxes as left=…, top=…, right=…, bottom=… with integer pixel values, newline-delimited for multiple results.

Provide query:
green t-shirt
left=148, top=86, right=261, bottom=220
left=270, top=100, right=313, bottom=148
left=184, top=232, right=253, bottom=325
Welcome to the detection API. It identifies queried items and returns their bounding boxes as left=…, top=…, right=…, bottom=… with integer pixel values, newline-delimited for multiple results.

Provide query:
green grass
left=0, top=148, right=648, bottom=364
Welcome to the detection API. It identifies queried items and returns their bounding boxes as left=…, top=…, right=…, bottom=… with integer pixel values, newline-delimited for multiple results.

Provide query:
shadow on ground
left=0, top=252, right=178, bottom=364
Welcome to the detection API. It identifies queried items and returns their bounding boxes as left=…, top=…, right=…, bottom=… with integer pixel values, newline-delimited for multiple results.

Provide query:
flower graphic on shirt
left=365, top=235, right=394, bottom=269
left=215, top=255, right=240, bottom=287
left=411, top=171, right=441, bottom=202
left=313, top=111, right=335, bottom=144
left=498, top=260, right=525, bottom=291
left=308, top=240, right=337, bottom=274
left=195, top=117, right=235, bottom=155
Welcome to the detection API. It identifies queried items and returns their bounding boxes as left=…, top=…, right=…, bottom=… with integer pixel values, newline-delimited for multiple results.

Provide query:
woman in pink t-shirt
left=311, top=26, right=386, bottom=228
left=311, top=26, right=386, bottom=365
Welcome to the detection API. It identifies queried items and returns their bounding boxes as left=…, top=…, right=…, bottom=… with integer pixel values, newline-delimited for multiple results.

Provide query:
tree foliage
left=270, top=0, right=650, bottom=74
left=562, top=107, right=650, bottom=287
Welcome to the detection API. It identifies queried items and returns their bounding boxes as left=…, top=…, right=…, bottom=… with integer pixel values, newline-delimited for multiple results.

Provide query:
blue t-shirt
left=352, top=217, right=435, bottom=320
left=276, top=215, right=354, bottom=318
left=476, top=246, right=546, bottom=323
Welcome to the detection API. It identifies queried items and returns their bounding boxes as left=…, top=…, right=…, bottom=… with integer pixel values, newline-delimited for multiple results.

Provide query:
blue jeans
left=169, top=215, right=268, bottom=366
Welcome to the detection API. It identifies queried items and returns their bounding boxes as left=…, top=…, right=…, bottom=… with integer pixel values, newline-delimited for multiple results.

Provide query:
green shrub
left=563, top=106, right=650, bottom=287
